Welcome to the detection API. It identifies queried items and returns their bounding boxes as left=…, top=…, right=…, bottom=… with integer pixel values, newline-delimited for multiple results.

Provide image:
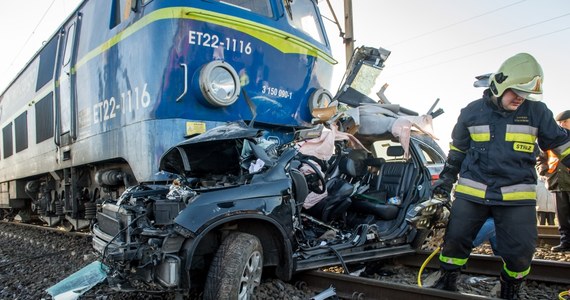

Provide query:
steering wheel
left=300, top=159, right=326, bottom=194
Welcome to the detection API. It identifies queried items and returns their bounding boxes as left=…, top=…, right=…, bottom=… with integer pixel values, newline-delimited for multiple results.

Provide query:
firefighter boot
left=499, top=275, right=523, bottom=299
left=430, top=269, right=459, bottom=291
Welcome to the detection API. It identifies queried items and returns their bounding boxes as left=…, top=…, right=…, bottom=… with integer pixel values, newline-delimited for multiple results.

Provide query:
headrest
left=338, top=149, right=369, bottom=177
left=364, top=157, right=385, bottom=168
left=387, top=145, right=404, bottom=157
left=339, top=156, right=366, bottom=177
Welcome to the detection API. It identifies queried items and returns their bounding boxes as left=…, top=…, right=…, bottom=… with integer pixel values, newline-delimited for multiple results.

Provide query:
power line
left=387, top=0, right=527, bottom=48
left=6, top=0, right=57, bottom=72
left=391, top=12, right=570, bottom=68
left=387, top=25, right=570, bottom=78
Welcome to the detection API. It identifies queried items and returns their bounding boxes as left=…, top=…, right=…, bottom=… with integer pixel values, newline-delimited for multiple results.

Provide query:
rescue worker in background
left=536, top=175, right=556, bottom=225
left=537, top=110, right=570, bottom=252
left=430, top=53, right=570, bottom=299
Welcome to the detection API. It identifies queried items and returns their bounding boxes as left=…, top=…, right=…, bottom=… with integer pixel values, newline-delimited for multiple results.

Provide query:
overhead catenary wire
left=386, top=0, right=527, bottom=48
left=386, top=25, right=570, bottom=78
left=391, top=12, right=570, bottom=68
left=5, top=0, right=57, bottom=74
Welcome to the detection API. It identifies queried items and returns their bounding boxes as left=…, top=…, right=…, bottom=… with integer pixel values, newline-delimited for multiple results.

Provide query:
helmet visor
left=512, top=75, right=542, bottom=101
left=512, top=89, right=541, bottom=101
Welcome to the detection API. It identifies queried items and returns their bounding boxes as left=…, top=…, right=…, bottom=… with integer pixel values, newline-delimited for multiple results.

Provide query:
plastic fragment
left=46, top=261, right=108, bottom=300
left=311, top=285, right=336, bottom=300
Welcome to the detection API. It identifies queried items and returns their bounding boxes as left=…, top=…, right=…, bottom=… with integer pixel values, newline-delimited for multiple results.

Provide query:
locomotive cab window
left=284, top=0, right=326, bottom=44
left=211, top=0, right=273, bottom=17
left=62, top=23, right=76, bottom=67
left=111, top=0, right=133, bottom=28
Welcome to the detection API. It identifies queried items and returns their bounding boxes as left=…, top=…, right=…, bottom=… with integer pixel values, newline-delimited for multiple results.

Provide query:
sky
left=0, top=0, right=568, bottom=152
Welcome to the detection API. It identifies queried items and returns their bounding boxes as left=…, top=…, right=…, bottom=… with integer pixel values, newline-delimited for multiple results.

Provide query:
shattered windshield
left=284, top=0, right=326, bottom=45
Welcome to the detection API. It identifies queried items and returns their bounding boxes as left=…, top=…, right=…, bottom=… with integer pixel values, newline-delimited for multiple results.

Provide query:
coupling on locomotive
left=0, top=0, right=449, bottom=298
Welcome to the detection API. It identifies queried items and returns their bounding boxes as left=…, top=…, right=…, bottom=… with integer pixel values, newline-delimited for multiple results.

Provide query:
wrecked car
left=92, top=111, right=449, bottom=298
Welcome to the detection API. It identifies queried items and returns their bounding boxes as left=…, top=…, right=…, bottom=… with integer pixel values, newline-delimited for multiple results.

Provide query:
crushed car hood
left=159, top=123, right=263, bottom=176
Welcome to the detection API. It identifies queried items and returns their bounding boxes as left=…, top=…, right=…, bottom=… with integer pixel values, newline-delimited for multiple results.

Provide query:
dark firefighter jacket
left=444, top=89, right=570, bottom=206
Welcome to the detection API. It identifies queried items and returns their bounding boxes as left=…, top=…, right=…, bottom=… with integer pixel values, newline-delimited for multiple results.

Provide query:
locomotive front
left=149, top=0, right=337, bottom=134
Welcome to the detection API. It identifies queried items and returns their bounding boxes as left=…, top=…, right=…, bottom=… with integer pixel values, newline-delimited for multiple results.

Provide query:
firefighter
left=537, top=110, right=570, bottom=252
left=430, top=53, right=570, bottom=299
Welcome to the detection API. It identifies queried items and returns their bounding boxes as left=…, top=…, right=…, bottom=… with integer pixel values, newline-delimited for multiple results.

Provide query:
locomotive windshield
left=211, top=0, right=273, bottom=17
left=285, top=0, right=327, bottom=45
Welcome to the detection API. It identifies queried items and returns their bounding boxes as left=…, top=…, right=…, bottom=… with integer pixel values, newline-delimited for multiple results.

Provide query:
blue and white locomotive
left=0, top=0, right=335, bottom=228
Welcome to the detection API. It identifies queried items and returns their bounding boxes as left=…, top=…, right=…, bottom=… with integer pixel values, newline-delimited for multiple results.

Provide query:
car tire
left=204, top=232, right=263, bottom=300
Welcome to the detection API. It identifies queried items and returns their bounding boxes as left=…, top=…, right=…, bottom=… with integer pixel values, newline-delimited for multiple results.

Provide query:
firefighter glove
left=432, top=178, right=454, bottom=199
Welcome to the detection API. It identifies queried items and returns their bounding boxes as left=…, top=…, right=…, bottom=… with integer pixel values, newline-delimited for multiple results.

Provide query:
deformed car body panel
left=174, top=178, right=292, bottom=233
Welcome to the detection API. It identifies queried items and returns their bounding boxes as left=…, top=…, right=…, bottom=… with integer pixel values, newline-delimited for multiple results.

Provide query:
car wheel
left=204, top=232, right=263, bottom=300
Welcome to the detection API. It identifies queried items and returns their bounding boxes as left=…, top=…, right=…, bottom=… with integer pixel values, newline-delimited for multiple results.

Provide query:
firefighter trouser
left=439, top=198, right=537, bottom=280
left=555, top=191, right=570, bottom=244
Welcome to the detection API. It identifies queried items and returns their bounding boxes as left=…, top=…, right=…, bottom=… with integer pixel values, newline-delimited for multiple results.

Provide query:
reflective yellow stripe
left=75, top=7, right=337, bottom=70
left=467, top=125, right=490, bottom=142
left=455, top=178, right=487, bottom=198
left=503, top=263, right=530, bottom=280
left=449, top=143, right=465, bottom=153
left=501, top=183, right=536, bottom=201
left=439, top=253, right=468, bottom=266
left=470, top=133, right=490, bottom=142
left=505, top=133, right=536, bottom=143
left=503, top=191, right=536, bottom=200
left=562, top=147, right=570, bottom=161
left=553, top=141, right=570, bottom=161
left=455, top=184, right=486, bottom=198
left=505, top=125, right=537, bottom=143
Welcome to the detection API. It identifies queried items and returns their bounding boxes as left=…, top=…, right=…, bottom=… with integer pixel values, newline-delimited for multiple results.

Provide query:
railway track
left=296, top=270, right=492, bottom=300
left=537, top=225, right=561, bottom=246
left=0, top=220, right=91, bottom=237
left=0, top=221, right=567, bottom=299
left=400, top=250, right=570, bottom=285
left=294, top=250, right=570, bottom=300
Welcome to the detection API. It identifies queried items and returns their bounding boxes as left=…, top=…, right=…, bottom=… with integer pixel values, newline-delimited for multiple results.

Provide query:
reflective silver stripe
left=500, top=184, right=536, bottom=201
left=505, top=125, right=537, bottom=143
left=458, top=178, right=487, bottom=190
left=456, top=178, right=487, bottom=198
left=467, top=125, right=490, bottom=142
left=553, top=140, right=570, bottom=161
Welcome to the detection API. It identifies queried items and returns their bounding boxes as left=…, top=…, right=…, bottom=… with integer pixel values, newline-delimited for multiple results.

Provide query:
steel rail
left=295, top=270, right=497, bottom=300
left=0, top=220, right=91, bottom=237
left=538, top=225, right=560, bottom=236
left=537, top=225, right=561, bottom=246
left=396, top=251, right=570, bottom=285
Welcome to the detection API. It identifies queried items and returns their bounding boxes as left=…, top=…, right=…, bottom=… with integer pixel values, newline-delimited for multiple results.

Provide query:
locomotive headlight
left=308, top=88, right=336, bottom=122
left=199, top=61, right=240, bottom=107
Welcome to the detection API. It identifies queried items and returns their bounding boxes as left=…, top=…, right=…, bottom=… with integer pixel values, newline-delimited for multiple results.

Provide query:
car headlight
left=199, top=61, right=240, bottom=107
